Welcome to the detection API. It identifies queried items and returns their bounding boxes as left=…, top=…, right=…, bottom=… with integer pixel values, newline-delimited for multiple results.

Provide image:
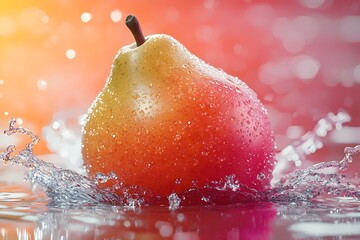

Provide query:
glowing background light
left=0, top=17, right=15, bottom=36
left=37, top=79, right=48, bottom=91
left=0, top=2, right=359, bottom=240
left=0, top=1, right=357, bottom=159
left=110, top=10, right=122, bottom=22
left=80, top=12, right=92, bottom=23
left=353, top=65, right=360, bottom=83
left=65, top=49, right=76, bottom=59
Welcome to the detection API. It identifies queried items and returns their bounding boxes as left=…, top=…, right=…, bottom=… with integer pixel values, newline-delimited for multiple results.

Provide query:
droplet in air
left=52, top=121, right=60, bottom=130
left=37, top=79, right=48, bottom=91
left=65, top=49, right=76, bottom=59
left=80, top=12, right=93, bottom=23
left=110, top=10, right=122, bottom=23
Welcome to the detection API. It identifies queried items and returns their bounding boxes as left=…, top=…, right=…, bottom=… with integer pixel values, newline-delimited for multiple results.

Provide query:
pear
left=82, top=15, right=275, bottom=204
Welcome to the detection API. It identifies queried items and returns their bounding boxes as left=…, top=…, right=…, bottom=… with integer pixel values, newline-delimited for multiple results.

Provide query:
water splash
left=42, top=112, right=86, bottom=173
left=1, top=118, right=122, bottom=207
left=168, top=193, right=181, bottom=210
left=271, top=111, right=352, bottom=186
left=269, top=111, right=360, bottom=202
left=1, top=111, right=360, bottom=208
left=268, top=144, right=360, bottom=202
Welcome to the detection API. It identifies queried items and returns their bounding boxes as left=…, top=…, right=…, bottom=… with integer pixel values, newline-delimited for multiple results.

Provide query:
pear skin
left=82, top=16, right=275, bottom=204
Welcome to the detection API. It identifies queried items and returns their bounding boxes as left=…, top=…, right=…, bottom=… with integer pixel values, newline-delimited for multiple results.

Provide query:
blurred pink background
left=0, top=0, right=359, bottom=158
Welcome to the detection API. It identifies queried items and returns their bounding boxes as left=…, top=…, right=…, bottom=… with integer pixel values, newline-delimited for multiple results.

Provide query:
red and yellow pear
left=82, top=15, right=275, bottom=205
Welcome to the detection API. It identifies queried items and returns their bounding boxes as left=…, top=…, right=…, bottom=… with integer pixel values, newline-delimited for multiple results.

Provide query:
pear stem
left=125, top=15, right=146, bottom=47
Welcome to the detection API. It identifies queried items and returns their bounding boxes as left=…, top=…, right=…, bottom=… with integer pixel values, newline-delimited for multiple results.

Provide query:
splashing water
left=1, top=111, right=360, bottom=208
left=272, top=111, right=352, bottom=186
left=268, top=144, right=360, bottom=202
left=1, top=118, right=122, bottom=207
left=269, top=112, right=360, bottom=202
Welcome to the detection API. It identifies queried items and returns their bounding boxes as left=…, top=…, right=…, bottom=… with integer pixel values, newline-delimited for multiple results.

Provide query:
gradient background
left=0, top=0, right=359, bottom=164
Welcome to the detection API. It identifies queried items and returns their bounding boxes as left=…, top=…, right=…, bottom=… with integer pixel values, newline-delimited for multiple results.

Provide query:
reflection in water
left=1, top=188, right=360, bottom=239
left=37, top=203, right=275, bottom=240
left=0, top=187, right=275, bottom=240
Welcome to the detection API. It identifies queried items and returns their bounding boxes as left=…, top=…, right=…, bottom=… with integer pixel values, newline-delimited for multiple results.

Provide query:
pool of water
left=0, top=183, right=360, bottom=239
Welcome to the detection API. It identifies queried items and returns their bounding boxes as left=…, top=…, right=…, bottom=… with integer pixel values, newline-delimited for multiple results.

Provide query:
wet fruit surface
left=82, top=33, right=275, bottom=203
